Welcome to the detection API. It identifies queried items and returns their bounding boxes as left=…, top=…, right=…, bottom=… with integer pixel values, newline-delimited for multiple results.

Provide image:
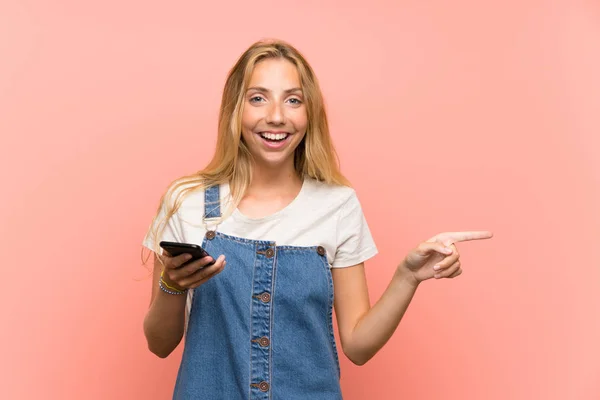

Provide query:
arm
left=333, top=231, right=493, bottom=365
left=332, top=263, right=419, bottom=366
left=143, top=254, right=188, bottom=358
left=143, top=252, right=227, bottom=358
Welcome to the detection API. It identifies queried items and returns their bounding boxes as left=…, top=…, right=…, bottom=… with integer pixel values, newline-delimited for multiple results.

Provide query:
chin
left=255, top=153, right=294, bottom=167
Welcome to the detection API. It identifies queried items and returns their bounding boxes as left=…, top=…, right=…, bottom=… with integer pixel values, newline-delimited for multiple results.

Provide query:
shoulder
left=161, top=179, right=232, bottom=220
left=302, top=178, right=365, bottom=223
left=308, top=179, right=377, bottom=267
left=161, top=179, right=204, bottom=210
left=303, top=177, right=358, bottom=211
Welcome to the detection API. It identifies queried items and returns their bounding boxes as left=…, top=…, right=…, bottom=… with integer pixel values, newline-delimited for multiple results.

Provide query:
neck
left=247, top=160, right=303, bottom=196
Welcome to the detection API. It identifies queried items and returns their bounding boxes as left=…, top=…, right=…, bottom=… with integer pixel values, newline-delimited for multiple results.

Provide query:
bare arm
left=143, top=252, right=226, bottom=358
left=332, top=263, right=419, bottom=366
left=142, top=254, right=188, bottom=358
left=333, top=231, right=492, bottom=365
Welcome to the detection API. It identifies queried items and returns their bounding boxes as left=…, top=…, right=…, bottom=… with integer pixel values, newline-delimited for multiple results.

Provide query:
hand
left=397, top=231, right=493, bottom=287
left=159, top=252, right=226, bottom=290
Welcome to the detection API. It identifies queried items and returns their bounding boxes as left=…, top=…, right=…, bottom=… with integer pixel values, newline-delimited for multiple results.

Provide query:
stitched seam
left=248, top=244, right=257, bottom=399
left=268, top=248, right=277, bottom=400
left=320, top=254, right=340, bottom=378
left=215, top=231, right=274, bottom=246
left=275, top=246, right=320, bottom=251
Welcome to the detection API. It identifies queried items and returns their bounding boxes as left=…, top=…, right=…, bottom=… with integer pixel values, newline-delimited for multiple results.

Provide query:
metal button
left=260, top=293, right=271, bottom=303
left=258, top=381, right=269, bottom=392
left=205, top=231, right=216, bottom=240
left=258, top=337, right=270, bottom=347
left=265, top=248, right=274, bottom=258
left=317, top=246, right=326, bottom=256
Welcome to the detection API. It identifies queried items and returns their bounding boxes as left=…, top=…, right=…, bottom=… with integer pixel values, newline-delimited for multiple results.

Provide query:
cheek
left=241, top=105, right=261, bottom=129
left=240, top=109, right=252, bottom=131
left=240, top=111, right=255, bottom=142
left=291, top=110, right=308, bottom=133
left=240, top=129, right=252, bottom=144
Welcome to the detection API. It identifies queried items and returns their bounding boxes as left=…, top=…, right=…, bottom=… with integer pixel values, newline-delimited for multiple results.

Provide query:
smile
left=255, top=131, right=292, bottom=149
left=259, top=132, right=290, bottom=142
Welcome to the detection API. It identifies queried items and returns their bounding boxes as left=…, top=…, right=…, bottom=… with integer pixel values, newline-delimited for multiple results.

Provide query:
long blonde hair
left=145, top=39, right=350, bottom=257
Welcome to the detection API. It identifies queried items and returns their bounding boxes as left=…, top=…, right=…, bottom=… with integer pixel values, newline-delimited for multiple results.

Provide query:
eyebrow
left=246, top=86, right=303, bottom=94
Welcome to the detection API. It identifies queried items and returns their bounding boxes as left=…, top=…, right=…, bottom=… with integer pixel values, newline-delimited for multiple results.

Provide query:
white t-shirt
left=144, top=177, right=378, bottom=269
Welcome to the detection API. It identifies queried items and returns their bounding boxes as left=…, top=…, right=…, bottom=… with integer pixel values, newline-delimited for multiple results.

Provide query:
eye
left=249, top=96, right=264, bottom=103
left=288, top=98, right=302, bottom=105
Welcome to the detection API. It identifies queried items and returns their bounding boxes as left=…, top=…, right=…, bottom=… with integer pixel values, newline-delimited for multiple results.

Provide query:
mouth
left=258, top=132, right=290, bottom=142
left=255, top=131, right=292, bottom=149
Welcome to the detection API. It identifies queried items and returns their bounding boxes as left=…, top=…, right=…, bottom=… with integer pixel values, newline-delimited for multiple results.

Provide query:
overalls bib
left=173, top=185, right=343, bottom=399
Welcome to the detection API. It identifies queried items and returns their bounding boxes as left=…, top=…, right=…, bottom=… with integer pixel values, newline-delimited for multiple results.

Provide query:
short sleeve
left=142, top=192, right=185, bottom=254
left=332, top=191, right=378, bottom=268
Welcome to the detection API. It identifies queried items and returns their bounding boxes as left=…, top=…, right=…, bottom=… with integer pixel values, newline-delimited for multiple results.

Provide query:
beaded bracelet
left=159, top=271, right=187, bottom=295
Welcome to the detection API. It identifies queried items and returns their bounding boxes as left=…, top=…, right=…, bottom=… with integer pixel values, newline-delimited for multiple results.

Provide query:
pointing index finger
left=442, top=231, right=494, bottom=245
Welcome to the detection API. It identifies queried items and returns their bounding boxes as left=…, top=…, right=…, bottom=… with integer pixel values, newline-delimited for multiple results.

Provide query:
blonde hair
left=145, top=39, right=350, bottom=258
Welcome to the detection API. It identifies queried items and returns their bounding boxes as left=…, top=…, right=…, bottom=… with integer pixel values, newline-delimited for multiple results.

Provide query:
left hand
left=397, top=231, right=493, bottom=287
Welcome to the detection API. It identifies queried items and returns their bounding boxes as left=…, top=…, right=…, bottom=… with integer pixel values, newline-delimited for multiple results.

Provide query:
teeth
left=260, top=132, right=288, bottom=141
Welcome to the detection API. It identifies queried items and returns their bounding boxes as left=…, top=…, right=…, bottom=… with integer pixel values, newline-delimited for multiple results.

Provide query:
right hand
left=160, top=252, right=226, bottom=290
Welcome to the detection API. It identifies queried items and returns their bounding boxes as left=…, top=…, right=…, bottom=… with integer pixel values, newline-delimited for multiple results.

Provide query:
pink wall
left=1, top=0, right=599, bottom=399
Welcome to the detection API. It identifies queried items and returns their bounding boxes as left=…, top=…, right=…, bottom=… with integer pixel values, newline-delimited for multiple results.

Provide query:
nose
left=265, top=102, right=285, bottom=125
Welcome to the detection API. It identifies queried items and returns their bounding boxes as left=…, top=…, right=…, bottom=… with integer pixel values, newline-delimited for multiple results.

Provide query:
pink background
left=1, top=0, right=599, bottom=399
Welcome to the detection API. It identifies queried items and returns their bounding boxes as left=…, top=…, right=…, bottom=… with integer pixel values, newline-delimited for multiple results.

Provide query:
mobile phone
left=159, top=241, right=216, bottom=267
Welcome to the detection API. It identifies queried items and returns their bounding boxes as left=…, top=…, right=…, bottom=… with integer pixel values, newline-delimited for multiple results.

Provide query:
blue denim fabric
left=172, top=185, right=342, bottom=399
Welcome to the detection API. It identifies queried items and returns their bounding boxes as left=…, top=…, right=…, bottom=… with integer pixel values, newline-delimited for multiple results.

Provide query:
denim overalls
left=173, top=185, right=343, bottom=399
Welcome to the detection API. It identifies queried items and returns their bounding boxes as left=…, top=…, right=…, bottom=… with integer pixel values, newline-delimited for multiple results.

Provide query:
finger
left=415, top=242, right=454, bottom=257
left=434, top=261, right=461, bottom=279
left=448, top=268, right=462, bottom=279
left=171, top=255, right=223, bottom=280
left=432, top=245, right=460, bottom=272
left=159, top=251, right=194, bottom=269
left=183, top=258, right=227, bottom=288
left=187, top=263, right=226, bottom=289
left=176, top=255, right=225, bottom=281
left=430, top=231, right=493, bottom=246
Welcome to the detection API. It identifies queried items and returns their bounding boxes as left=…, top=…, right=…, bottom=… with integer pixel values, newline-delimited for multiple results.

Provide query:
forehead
left=248, top=58, right=301, bottom=88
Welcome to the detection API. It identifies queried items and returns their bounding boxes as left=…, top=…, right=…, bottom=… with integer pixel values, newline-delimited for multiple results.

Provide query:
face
left=240, top=58, right=308, bottom=170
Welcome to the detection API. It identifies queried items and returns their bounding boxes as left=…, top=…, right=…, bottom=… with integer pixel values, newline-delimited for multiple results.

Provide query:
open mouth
left=259, top=132, right=290, bottom=142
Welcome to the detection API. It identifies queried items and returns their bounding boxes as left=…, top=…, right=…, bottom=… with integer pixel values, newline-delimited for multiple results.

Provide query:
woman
left=142, top=39, right=492, bottom=399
